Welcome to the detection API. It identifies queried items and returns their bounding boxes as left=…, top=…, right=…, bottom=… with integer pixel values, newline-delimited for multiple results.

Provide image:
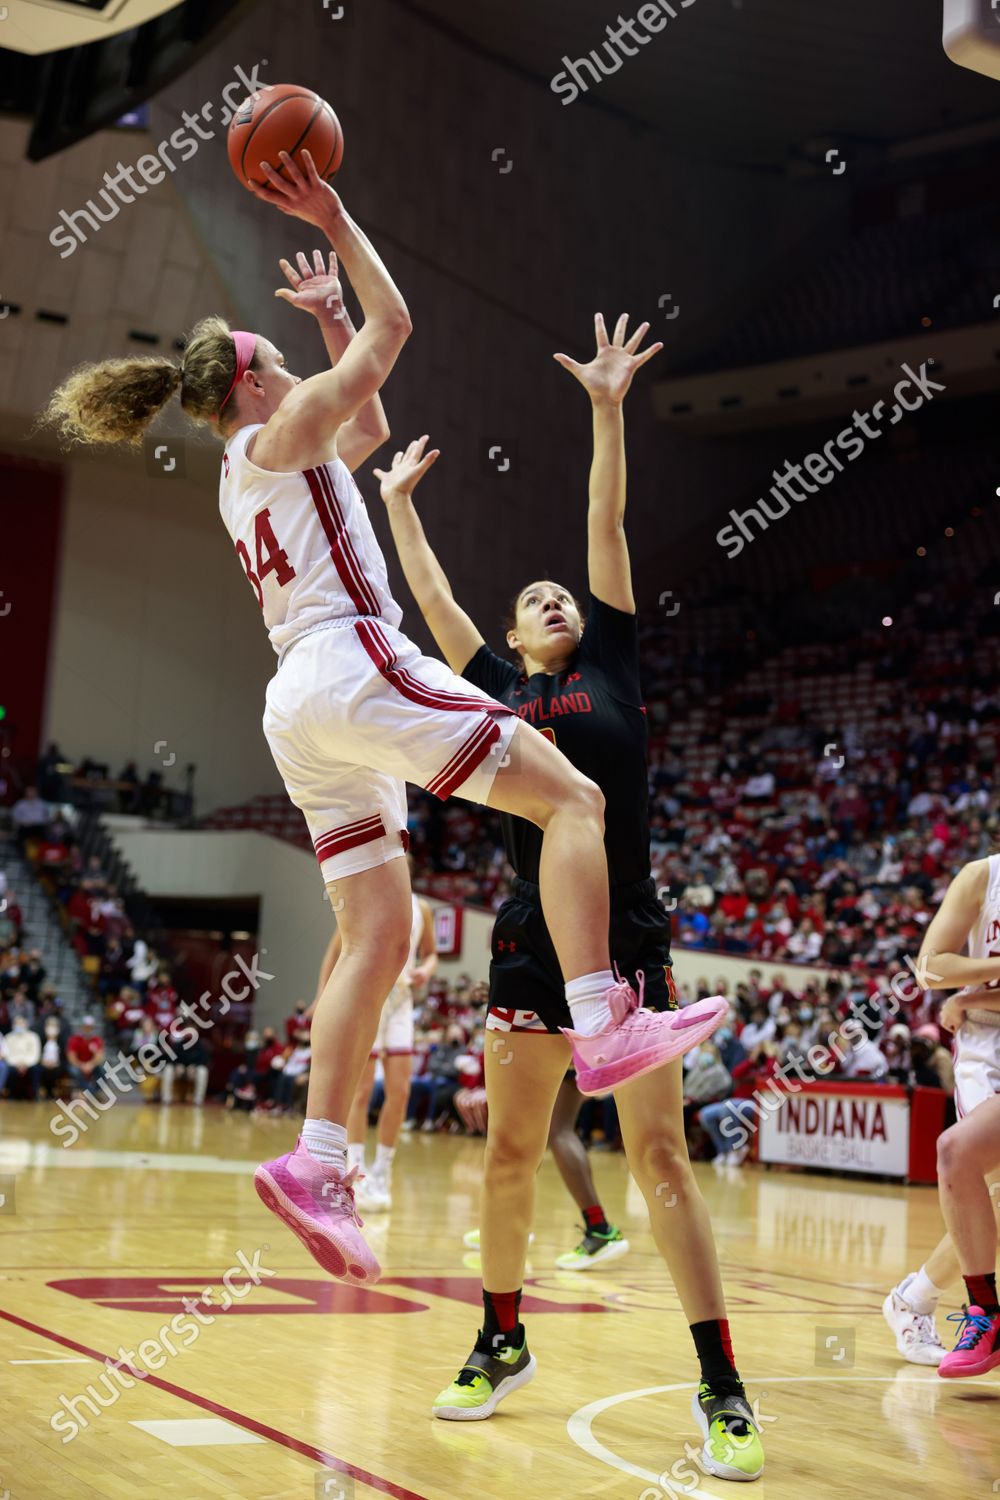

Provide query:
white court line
left=567, top=1374, right=1000, bottom=1497
left=10, top=1358, right=90, bottom=1364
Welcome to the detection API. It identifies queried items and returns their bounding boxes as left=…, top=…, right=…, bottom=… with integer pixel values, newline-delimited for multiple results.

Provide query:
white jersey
left=219, top=423, right=403, bottom=659
left=961, top=854, right=1000, bottom=1027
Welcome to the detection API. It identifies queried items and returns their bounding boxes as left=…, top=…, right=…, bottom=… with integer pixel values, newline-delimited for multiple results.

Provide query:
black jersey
left=462, top=595, right=650, bottom=886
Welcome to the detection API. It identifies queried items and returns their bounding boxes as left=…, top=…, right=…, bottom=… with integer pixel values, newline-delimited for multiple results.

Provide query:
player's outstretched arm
left=253, top=151, right=410, bottom=471
left=914, top=860, right=1000, bottom=1033
left=375, top=437, right=486, bottom=676
left=274, top=248, right=390, bottom=471
left=554, top=312, right=663, bottom=615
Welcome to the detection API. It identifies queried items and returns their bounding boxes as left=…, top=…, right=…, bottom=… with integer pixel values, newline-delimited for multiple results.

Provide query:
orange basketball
left=227, top=84, right=344, bottom=190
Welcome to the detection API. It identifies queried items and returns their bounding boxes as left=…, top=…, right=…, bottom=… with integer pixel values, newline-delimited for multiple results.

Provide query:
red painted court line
left=0, top=1305, right=429, bottom=1500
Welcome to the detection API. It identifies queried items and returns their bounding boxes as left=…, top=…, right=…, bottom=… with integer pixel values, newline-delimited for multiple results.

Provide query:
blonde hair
left=42, top=315, right=255, bottom=448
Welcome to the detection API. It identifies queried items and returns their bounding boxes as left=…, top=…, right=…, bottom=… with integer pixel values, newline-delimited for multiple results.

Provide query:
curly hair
left=41, top=316, right=257, bottom=448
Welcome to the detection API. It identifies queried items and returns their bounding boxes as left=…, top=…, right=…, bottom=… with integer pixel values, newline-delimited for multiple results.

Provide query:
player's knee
left=936, top=1124, right=966, bottom=1179
left=344, top=924, right=410, bottom=985
left=542, top=771, right=605, bottom=829
left=629, top=1134, right=690, bottom=1193
left=485, top=1133, right=545, bottom=1180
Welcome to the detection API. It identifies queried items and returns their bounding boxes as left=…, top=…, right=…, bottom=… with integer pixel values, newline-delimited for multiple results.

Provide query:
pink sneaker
left=939, top=1305, right=1000, bottom=1378
left=561, top=976, right=727, bottom=1097
left=254, top=1138, right=381, bottom=1284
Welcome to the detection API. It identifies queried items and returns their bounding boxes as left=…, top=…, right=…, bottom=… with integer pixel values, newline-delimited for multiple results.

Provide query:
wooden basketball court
left=2, top=1100, right=997, bottom=1500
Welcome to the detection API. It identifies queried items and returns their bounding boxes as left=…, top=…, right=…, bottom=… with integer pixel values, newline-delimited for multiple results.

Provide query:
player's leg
left=548, top=1073, right=629, bottom=1270
left=616, top=1061, right=764, bottom=1481
left=254, top=852, right=412, bottom=1286
left=344, top=628, right=726, bottom=1090
left=347, top=1055, right=378, bottom=1173
left=883, top=1226, right=955, bottom=1366
left=938, top=1094, right=1000, bottom=1377
left=433, top=1031, right=568, bottom=1420
left=887, top=1031, right=1000, bottom=1365
left=358, top=1052, right=410, bottom=1212
left=484, top=723, right=725, bottom=1085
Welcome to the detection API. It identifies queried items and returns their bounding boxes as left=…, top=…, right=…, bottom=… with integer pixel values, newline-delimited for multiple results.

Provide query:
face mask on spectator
left=798, top=1007, right=814, bottom=1022
left=715, top=1027, right=732, bottom=1045
left=697, top=1049, right=715, bottom=1067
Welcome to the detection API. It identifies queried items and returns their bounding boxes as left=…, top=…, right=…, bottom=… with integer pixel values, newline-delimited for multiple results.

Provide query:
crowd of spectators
left=0, top=575, right=989, bottom=1169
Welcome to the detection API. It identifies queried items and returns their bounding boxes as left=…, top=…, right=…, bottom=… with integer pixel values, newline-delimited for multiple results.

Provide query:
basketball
left=227, top=83, right=344, bottom=190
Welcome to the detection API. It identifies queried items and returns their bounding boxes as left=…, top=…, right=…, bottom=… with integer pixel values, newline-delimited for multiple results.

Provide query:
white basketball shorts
left=954, top=1017, right=1000, bottom=1118
left=263, top=617, right=517, bottom=882
left=371, top=982, right=415, bottom=1056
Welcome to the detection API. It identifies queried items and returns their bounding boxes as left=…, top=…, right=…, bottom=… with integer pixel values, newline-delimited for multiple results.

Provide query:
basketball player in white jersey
left=312, top=867, right=436, bottom=1210
left=882, top=854, right=1000, bottom=1371
left=43, top=148, right=725, bottom=1286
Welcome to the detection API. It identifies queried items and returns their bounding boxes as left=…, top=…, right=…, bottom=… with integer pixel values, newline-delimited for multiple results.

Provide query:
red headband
left=218, top=330, right=257, bottom=414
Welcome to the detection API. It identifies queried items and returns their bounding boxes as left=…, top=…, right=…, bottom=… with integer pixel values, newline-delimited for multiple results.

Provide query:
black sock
left=482, top=1287, right=522, bottom=1340
left=690, top=1318, right=743, bottom=1394
left=964, top=1272, right=1000, bottom=1314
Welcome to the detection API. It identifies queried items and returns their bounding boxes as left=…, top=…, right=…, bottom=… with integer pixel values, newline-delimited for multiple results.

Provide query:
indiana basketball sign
left=943, top=0, right=1000, bottom=79
left=759, top=1084, right=911, bottom=1178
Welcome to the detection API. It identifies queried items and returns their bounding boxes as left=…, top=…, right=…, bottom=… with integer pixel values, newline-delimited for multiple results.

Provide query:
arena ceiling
left=402, top=0, right=1000, bottom=168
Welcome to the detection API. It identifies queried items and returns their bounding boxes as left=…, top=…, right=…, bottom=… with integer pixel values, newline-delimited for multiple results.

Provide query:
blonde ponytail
left=42, top=315, right=255, bottom=448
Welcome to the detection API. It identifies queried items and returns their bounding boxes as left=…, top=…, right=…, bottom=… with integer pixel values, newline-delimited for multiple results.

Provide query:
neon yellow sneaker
left=691, top=1382, right=764, bottom=1481
left=555, top=1223, right=630, bottom=1271
left=432, top=1329, right=536, bottom=1421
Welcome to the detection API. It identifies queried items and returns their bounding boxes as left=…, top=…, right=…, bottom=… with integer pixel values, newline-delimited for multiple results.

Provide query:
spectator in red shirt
left=285, top=1001, right=312, bottom=1044
left=67, top=1016, right=106, bottom=1097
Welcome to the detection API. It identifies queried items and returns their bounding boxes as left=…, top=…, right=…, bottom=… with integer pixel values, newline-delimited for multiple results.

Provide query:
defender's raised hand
left=373, top=435, right=441, bottom=504
left=275, top=249, right=346, bottom=320
left=554, top=312, right=663, bottom=406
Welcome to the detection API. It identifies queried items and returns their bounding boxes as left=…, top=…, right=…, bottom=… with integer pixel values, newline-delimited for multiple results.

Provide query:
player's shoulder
left=954, top=858, right=993, bottom=897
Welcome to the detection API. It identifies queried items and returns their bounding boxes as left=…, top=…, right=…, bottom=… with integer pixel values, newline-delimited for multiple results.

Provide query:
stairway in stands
left=0, top=835, right=90, bottom=1018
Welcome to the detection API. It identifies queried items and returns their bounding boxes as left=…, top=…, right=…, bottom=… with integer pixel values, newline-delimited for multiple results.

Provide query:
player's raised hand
left=274, top=249, right=346, bottom=322
left=553, top=312, right=663, bottom=406
left=373, top=435, right=441, bottom=505
left=249, top=148, right=343, bottom=229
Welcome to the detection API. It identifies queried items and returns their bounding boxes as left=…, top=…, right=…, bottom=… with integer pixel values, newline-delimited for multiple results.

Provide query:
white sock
left=374, top=1144, right=395, bottom=1177
left=301, top=1118, right=348, bottom=1173
left=347, top=1141, right=366, bottom=1173
left=565, top=970, right=617, bottom=1035
left=901, top=1267, right=943, bottom=1315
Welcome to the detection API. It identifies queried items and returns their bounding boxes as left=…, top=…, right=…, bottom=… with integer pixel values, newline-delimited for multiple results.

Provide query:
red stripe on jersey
left=426, top=716, right=502, bottom=800
left=303, top=465, right=380, bottom=618
left=355, top=620, right=512, bottom=717
left=314, top=814, right=386, bottom=863
left=316, top=463, right=381, bottom=616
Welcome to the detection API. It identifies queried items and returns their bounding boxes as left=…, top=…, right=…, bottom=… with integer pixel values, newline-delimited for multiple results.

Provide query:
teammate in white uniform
left=43, top=147, right=725, bottom=1287
left=313, top=877, right=436, bottom=1210
left=883, top=854, right=1000, bottom=1369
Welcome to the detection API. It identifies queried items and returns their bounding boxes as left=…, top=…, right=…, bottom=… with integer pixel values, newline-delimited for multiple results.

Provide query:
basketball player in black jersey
left=375, top=315, right=764, bottom=1481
